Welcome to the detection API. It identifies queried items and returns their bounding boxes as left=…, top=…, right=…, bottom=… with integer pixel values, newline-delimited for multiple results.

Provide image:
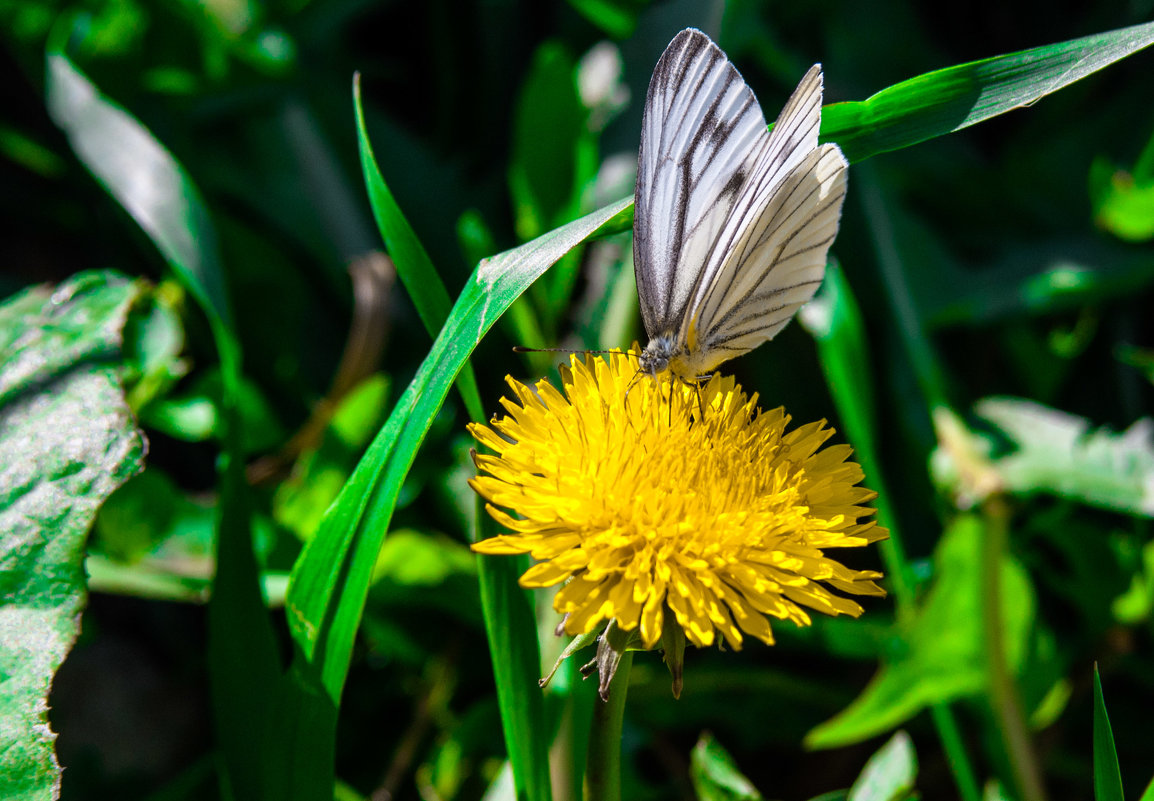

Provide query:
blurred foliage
left=3, top=0, right=1154, bottom=800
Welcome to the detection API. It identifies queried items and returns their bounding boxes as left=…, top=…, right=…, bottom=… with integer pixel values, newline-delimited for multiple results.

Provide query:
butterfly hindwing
left=686, top=143, right=848, bottom=373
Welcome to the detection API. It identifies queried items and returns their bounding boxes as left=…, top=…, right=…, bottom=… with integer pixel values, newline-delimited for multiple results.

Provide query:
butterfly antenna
left=512, top=345, right=642, bottom=357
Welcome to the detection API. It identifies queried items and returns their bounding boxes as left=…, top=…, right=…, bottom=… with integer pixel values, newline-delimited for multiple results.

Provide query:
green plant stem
left=929, top=705, right=982, bottom=801
left=583, top=651, right=633, bottom=801
left=981, top=498, right=1048, bottom=801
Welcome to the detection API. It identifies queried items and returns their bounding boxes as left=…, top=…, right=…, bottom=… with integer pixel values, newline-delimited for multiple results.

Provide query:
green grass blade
left=46, top=31, right=232, bottom=338
left=568, top=21, right=1154, bottom=254
left=1093, top=665, right=1125, bottom=801
left=286, top=196, right=631, bottom=796
left=44, top=35, right=290, bottom=800
left=353, top=74, right=484, bottom=424
left=823, top=20, right=1154, bottom=164
left=477, top=512, right=551, bottom=801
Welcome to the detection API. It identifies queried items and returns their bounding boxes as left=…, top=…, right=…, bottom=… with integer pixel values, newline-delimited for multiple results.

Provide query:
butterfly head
left=638, top=334, right=678, bottom=379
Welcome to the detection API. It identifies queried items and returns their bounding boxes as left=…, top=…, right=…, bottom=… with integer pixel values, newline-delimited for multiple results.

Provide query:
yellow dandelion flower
left=469, top=350, right=887, bottom=653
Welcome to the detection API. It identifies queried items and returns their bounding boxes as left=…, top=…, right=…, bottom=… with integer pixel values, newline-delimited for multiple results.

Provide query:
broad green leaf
left=689, top=733, right=763, bottom=801
left=822, top=20, right=1154, bottom=164
left=286, top=196, right=631, bottom=800
left=1113, top=538, right=1154, bottom=624
left=0, top=271, right=146, bottom=801
left=1093, top=666, right=1125, bottom=801
left=0, top=274, right=139, bottom=405
left=353, top=74, right=484, bottom=425
left=807, top=515, right=1035, bottom=748
left=1090, top=156, right=1154, bottom=243
left=848, top=732, right=918, bottom=801
left=974, top=397, right=1154, bottom=517
left=1140, top=777, right=1154, bottom=801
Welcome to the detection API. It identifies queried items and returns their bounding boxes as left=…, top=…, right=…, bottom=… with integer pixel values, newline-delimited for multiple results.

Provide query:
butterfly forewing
left=634, top=29, right=772, bottom=338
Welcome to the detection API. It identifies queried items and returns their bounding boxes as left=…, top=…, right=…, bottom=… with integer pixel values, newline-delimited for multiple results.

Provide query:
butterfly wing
left=678, top=66, right=848, bottom=375
left=633, top=28, right=775, bottom=339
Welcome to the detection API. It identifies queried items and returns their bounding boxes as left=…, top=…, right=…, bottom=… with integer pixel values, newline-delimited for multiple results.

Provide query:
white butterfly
left=635, top=28, right=848, bottom=382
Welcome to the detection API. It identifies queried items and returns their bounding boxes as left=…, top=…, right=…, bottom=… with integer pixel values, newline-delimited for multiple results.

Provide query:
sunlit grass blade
left=582, top=20, right=1154, bottom=258
left=476, top=512, right=550, bottom=801
left=1093, top=665, right=1125, bottom=801
left=286, top=196, right=631, bottom=799
left=44, top=30, right=286, bottom=800
left=45, top=27, right=234, bottom=348
left=353, top=73, right=484, bottom=423
left=823, top=20, right=1154, bottom=163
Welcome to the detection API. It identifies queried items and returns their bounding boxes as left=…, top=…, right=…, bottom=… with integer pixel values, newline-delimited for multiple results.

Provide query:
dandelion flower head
left=469, top=350, right=887, bottom=651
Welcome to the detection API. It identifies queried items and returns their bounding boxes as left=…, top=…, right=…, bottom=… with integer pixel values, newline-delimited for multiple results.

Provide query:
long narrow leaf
left=286, top=196, right=631, bottom=798
left=1093, top=666, right=1125, bottom=801
left=587, top=19, right=1154, bottom=237
left=823, top=20, right=1154, bottom=163
left=353, top=74, right=484, bottom=423
left=46, top=36, right=232, bottom=338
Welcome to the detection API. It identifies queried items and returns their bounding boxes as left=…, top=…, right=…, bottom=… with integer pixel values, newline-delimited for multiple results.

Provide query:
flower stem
left=583, top=651, right=633, bottom=801
left=981, top=497, right=1047, bottom=801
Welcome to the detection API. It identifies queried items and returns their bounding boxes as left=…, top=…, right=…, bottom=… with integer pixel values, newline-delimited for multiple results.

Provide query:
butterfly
left=634, top=28, right=848, bottom=383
